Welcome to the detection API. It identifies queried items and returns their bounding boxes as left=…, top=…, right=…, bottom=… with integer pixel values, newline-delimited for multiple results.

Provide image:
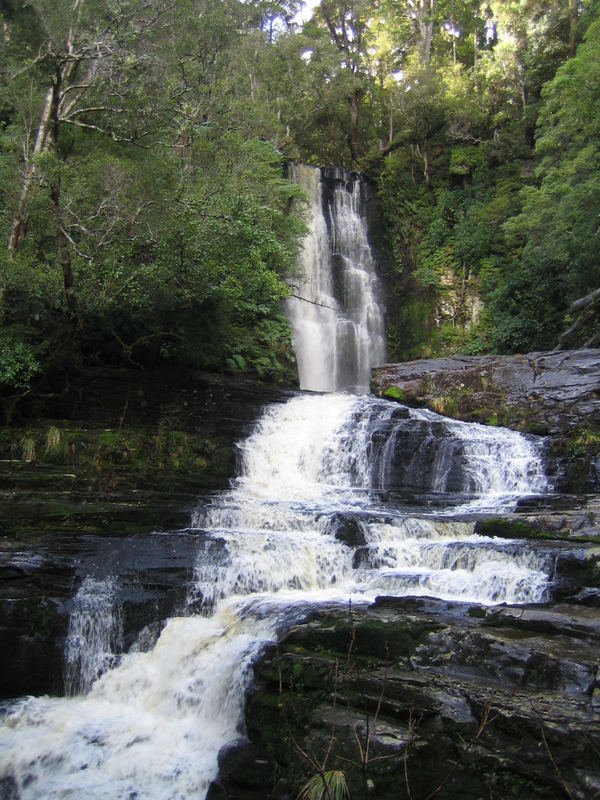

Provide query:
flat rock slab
left=371, top=348, right=600, bottom=434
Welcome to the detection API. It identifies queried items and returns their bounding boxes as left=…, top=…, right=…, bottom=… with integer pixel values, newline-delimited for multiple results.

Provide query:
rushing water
left=285, top=164, right=386, bottom=393
left=0, top=394, right=552, bottom=800
left=64, top=577, right=123, bottom=696
left=0, top=168, right=553, bottom=799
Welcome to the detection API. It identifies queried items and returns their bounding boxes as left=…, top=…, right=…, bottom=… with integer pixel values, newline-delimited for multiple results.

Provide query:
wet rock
left=0, top=775, right=19, bottom=800
left=0, top=532, right=199, bottom=699
left=325, top=513, right=367, bottom=547
left=217, top=737, right=274, bottom=791
left=372, top=350, right=600, bottom=434
left=0, top=368, right=295, bottom=537
left=205, top=781, right=228, bottom=800
left=372, top=350, right=600, bottom=492
left=244, top=599, right=600, bottom=800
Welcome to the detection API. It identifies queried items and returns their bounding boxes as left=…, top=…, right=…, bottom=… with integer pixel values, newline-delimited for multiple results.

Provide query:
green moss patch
left=475, top=517, right=600, bottom=544
left=382, top=385, right=408, bottom=403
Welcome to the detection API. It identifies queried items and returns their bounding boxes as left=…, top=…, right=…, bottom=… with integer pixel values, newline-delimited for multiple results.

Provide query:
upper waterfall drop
left=285, top=164, right=386, bottom=394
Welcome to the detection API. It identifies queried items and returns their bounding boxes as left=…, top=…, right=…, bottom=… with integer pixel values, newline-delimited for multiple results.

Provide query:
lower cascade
left=0, top=394, right=553, bottom=799
left=63, top=577, right=123, bottom=696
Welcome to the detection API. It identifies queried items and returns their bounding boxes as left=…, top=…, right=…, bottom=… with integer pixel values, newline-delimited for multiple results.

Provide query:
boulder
left=244, top=597, right=600, bottom=800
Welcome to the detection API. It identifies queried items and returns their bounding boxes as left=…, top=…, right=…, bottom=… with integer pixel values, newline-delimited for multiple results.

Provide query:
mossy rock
left=474, top=518, right=550, bottom=540
left=475, top=517, right=600, bottom=544
left=286, top=615, right=441, bottom=663
left=382, top=385, right=408, bottom=403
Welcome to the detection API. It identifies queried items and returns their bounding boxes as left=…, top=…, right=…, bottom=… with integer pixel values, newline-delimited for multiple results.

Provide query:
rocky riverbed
left=213, top=592, right=600, bottom=800
left=206, top=351, right=600, bottom=800
left=208, top=511, right=600, bottom=799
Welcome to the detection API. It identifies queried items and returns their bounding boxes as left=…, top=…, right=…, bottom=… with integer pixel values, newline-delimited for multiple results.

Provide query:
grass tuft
left=298, top=770, right=349, bottom=800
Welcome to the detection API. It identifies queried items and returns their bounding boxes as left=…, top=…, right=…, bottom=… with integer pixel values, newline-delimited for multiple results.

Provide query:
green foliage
left=382, top=385, right=406, bottom=402
left=45, top=425, right=61, bottom=453
left=569, top=428, right=600, bottom=457
left=487, top=15, right=600, bottom=352
left=1, top=0, right=598, bottom=377
left=0, top=331, right=40, bottom=391
left=449, top=146, right=485, bottom=177
left=21, top=436, right=36, bottom=462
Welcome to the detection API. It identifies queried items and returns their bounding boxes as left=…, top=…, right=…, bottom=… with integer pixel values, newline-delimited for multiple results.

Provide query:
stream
left=0, top=166, right=556, bottom=800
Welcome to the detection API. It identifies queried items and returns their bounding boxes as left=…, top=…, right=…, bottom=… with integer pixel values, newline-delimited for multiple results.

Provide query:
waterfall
left=0, top=394, right=552, bottom=799
left=0, top=166, right=554, bottom=799
left=64, top=577, right=123, bottom=696
left=285, top=164, right=386, bottom=393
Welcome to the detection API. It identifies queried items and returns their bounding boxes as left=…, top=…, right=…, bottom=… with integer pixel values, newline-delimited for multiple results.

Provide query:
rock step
left=233, top=598, right=600, bottom=800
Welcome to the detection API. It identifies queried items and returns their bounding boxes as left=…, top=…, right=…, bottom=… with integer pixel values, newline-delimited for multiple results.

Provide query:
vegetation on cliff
left=1, top=0, right=599, bottom=392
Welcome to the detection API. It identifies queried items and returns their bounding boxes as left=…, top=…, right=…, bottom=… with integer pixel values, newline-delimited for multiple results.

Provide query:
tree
left=490, top=12, right=600, bottom=351
left=0, top=0, right=307, bottom=384
left=309, top=0, right=375, bottom=162
left=2, top=0, right=176, bottom=310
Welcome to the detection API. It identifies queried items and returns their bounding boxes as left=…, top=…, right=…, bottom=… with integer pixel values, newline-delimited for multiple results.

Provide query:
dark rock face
left=211, top=736, right=275, bottom=797
left=244, top=597, right=600, bottom=800
left=5, top=366, right=293, bottom=433
left=0, top=532, right=202, bottom=699
left=371, top=349, right=600, bottom=435
left=371, top=349, right=600, bottom=493
left=325, top=513, right=368, bottom=547
left=365, top=414, right=472, bottom=496
left=0, top=368, right=294, bottom=538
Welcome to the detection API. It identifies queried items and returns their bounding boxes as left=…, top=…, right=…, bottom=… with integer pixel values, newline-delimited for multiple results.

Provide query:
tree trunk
left=473, top=0, right=480, bottom=66
left=50, top=180, right=76, bottom=311
left=568, top=0, right=578, bottom=56
left=48, top=65, right=77, bottom=313
left=415, top=0, right=436, bottom=69
left=348, top=88, right=360, bottom=162
left=7, top=85, right=54, bottom=253
left=554, top=288, right=600, bottom=350
left=416, top=142, right=431, bottom=189
left=421, top=20, right=433, bottom=68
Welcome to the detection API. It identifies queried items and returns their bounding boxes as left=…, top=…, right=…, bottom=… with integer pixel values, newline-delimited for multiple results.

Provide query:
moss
left=0, top=422, right=231, bottom=486
left=0, top=419, right=234, bottom=537
left=96, top=430, right=121, bottom=446
left=475, top=517, right=600, bottom=544
left=382, top=385, right=408, bottom=403
left=287, top=616, right=441, bottom=664
left=476, top=518, right=554, bottom=540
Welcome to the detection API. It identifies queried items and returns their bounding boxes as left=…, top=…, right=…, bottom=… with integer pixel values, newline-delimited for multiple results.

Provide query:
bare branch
left=540, top=726, right=576, bottom=800
left=571, top=287, right=600, bottom=313
left=61, top=106, right=127, bottom=119
left=59, top=225, right=93, bottom=262
left=288, top=293, right=338, bottom=312
left=60, top=118, right=154, bottom=146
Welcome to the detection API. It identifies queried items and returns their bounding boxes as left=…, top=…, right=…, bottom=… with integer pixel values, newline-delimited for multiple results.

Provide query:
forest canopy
left=0, top=0, right=599, bottom=392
